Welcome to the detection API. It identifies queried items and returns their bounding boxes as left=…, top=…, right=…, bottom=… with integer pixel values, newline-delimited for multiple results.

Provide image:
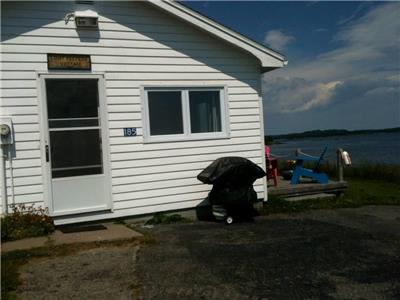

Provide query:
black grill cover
left=197, top=157, right=266, bottom=187
left=209, top=185, right=258, bottom=206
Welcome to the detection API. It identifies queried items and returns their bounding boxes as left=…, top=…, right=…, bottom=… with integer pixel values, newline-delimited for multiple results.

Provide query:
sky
left=183, top=1, right=400, bottom=135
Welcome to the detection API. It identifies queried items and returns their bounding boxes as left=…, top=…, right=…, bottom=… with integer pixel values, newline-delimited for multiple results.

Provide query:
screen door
left=43, top=77, right=111, bottom=215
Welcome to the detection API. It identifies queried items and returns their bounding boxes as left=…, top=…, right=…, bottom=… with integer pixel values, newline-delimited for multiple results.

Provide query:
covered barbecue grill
left=197, top=157, right=266, bottom=224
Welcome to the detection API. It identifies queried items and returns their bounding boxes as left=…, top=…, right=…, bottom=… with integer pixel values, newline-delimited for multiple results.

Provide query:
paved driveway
left=137, top=206, right=400, bottom=299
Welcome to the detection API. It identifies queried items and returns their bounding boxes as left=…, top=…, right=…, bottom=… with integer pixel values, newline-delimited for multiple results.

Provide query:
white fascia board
left=148, top=0, right=287, bottom=73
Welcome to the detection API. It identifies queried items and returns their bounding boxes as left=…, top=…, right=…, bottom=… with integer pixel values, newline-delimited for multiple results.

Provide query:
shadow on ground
left=136, top=206, right=400, bottom=299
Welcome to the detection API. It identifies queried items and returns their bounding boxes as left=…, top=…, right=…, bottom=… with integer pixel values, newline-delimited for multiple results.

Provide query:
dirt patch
left=17, top=245, right=140, bottom=300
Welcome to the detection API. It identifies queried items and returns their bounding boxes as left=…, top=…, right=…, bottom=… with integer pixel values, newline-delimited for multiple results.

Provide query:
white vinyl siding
left=1, top=1, right=265, bottom=223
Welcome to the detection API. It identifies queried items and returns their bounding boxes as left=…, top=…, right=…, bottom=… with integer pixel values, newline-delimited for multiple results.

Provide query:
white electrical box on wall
left=0, top=117, right=14, bottom=145
left=75, top=9, right=98, bottom=28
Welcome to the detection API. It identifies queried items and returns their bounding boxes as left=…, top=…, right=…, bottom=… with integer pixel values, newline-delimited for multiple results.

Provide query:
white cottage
left=0, top=1, right=286, bottom=224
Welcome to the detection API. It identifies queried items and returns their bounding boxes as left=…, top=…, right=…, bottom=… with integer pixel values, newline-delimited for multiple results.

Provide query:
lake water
left=270, top=132, right=400, bottom=166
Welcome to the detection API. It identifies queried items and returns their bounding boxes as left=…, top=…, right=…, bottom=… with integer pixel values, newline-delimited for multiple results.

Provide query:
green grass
left=319, top=161, right=400, bottom=184
left=262, top=178, right=400, bottom=215
left=144, top=212, right=189, bottom=225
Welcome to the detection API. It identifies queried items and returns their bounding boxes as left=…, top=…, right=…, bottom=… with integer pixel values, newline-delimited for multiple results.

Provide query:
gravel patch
left=17, top=245, right=140, bottom=300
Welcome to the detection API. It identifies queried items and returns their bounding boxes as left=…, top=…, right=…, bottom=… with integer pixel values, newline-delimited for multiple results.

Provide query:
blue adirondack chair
left=290, top=146, right=329, bottom=185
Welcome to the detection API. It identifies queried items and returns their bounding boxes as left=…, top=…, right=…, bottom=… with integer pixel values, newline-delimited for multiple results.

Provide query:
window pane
left=148, top=91, right=183, bottom=135
left=50, top=129, right=103, bottom=178
left=46, top=79, right=99, bottom=120
left=189, top=91, right=222, bottom=133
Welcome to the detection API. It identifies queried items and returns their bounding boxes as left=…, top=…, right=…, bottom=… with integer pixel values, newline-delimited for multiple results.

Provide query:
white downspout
left=9, top=146, right=15, bottom=206
left=0, top=145, right=8, bottom=214
left=259, top=96, right=268, bottom=202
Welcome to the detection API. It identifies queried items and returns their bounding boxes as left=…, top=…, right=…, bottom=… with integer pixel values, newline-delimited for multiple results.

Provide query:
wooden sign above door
left=47, top=54, right=91, bottom=70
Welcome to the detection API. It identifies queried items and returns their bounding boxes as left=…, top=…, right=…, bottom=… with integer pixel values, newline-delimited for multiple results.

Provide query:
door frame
left=38, top=73, right=113, bottom=216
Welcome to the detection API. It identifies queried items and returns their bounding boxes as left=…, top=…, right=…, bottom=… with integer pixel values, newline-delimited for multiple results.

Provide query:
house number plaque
left=123, top=128, right=137, bottom=137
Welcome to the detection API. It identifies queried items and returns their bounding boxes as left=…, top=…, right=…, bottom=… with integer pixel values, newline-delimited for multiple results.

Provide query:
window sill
left=143, top=133, right=230, bottom=144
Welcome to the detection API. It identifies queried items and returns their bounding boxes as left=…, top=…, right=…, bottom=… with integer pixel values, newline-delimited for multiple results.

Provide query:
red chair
left=265, top=146, right=278, bottom=187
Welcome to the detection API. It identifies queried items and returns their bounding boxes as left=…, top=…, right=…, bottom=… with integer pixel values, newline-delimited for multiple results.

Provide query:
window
left=189, top=91, right=222, bottom=133
left=144, top=88, right=228, bottom=142
left=148, top=91, right=184, bottom=135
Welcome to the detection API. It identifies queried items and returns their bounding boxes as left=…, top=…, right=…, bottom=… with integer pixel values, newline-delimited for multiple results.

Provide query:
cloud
left=262, top=2, right=400, bottom=125
left=336, top=2, right=371, bottom=25
left=306, top=2, right=319, bottom=7
left=263, top=77, right=342, bottom=113
left=263, top=29, right=295, bottom=51
left=314, top=28, right=327, bottom=33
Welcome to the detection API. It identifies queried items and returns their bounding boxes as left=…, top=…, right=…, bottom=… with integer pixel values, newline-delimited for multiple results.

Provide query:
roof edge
left=148, top=0, right=287, bottom=72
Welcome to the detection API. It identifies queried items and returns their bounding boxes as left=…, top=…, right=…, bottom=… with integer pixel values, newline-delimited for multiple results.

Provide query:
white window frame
left=142, top=86, right=230, bottom=143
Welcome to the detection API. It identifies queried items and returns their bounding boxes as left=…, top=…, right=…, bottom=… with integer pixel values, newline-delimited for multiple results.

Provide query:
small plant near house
left=145, top=212, right=189, bottom=225
left=1, top=204, right=55, bottom=242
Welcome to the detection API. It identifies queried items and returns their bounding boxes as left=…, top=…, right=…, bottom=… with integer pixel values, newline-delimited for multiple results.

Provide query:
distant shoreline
left=267, top=127, right=400, bottom=141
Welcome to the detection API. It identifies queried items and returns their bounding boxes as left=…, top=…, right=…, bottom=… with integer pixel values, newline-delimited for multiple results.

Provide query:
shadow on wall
left=99, top=1, right=262, bottom=92
left=76, top=28, right=100, bottom=43
left=1, top=2, right=100, bottom=43
left=1, top=1, right=261, bottom=93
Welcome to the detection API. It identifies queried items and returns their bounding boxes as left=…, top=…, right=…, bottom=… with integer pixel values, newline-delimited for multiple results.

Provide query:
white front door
left=41, top=75, right=111, bottom=216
